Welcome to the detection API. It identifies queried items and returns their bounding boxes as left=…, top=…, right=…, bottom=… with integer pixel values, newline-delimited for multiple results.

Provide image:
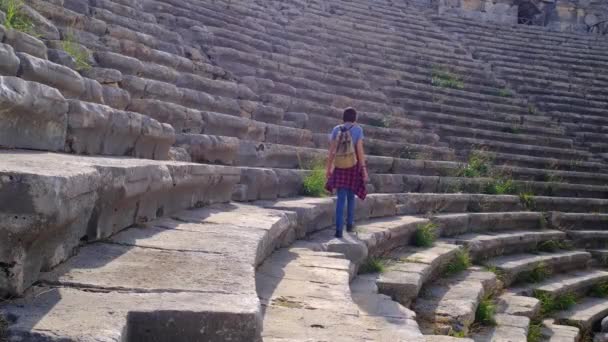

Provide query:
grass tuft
left=522, top=262, right=551, bottom=283
left=519, top=192, right=536, bottom=211
left=458, top=151, right=491, bottom=178
left=414, top=222, right=438, bottom=247
left=527, top=321, right=543, bottom=342
left=302, top=164, right=328, bottom=197
left=61, top=31, right=91, bottom=71
left=448, top=329, right=467, bottom=338
left=359, top=257, right=388, bottom=274
left=537, top=239, right=571, bottom=253
left=497, top=88, right=512, bottom=97
left=484, top=177, right=518, bottom=195
left=590, top=282, right=608, bottom=298
left=445, top=249, right=471, bottom=275
left=475, top=296, right=496, bottom=326
left=0, top=0, right=35, bottom=34
left=533, top=290, right=576, bottom=315
left=431, top=66, right=464, bottom=89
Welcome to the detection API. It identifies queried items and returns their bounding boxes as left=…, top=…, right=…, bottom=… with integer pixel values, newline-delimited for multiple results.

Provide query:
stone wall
left=435, top=0, right=608, bottom=33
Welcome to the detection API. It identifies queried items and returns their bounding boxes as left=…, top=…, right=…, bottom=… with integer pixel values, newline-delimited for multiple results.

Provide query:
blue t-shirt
left=330, top=123, right=364, bottom=145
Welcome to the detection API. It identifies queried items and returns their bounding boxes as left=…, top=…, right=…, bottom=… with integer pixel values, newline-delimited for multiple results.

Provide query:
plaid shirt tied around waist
left=325, top=163, right=367, bottom=200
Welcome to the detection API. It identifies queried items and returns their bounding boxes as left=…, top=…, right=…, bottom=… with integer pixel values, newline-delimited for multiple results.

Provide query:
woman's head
left=343, top=107, right=357, bottom=122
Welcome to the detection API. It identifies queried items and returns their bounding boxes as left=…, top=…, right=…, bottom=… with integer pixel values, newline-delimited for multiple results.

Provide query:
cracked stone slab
left=556, top=297, right=608, bottom=331
left=472, top=314, right=529, bottom=342
left=39, top=242, right=255, bottom=295
left=542, top=319, right=580, bottom=342
left=1, top=286, right=261, bottom=341
left=0, top=150, right=240, bottom=296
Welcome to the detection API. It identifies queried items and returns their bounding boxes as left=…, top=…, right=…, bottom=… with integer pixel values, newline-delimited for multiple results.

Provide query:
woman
left=325, top=107, right=369, bottom=238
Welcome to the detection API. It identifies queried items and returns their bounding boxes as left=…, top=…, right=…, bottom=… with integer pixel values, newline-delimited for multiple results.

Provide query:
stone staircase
left=1, top=0, right=608, bottom=340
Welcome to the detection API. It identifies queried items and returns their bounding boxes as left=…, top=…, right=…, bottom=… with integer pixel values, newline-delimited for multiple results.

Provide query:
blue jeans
left=336, top=188, right=355, bottom=235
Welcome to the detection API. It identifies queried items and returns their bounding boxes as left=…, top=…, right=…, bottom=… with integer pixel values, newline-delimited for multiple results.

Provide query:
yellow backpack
left=334, top=125, right=357, bottom=169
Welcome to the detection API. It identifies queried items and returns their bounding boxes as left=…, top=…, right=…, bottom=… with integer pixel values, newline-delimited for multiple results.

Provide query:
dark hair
left=343, top=107, right=357, bottom=122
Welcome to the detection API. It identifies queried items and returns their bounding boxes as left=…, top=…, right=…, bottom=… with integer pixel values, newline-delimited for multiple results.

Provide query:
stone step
left=556, top=297, right=608, bottom=331
left=550, top=210, right=608, bottom=231
left=512, top=269, right=608, bottom=298
left=410, top=110, right=565, bottom=138
left=293, top=215, right=429, bottom=265
left=0, top=149, right=239, bottom=297
left=496, top=293, right=541, bottom=318
left=446, top=230, right=566, bottom=261
left=447, top=136, right=591, bottom=161
left=485, top=250, right=592, bottom=287
left=472, top=314, right=530, bottom=342
left=431, top=124, right=574, bottom=149
left=540, top=319, right=580, bottom=342
left=568, top=231, right=608, bottom=249
left=482, top=151, right=608, bottom=174
left=377, top=243, right=462, bottom=306
left=371, top=173, right=608, bottom=199
left=1, top=202, right=296, bottom=340
left=414, top=268, right=499, bottom=335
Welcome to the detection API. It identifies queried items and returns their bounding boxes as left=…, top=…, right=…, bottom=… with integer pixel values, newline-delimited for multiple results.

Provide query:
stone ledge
left=0, top=150, right=240, bottom=297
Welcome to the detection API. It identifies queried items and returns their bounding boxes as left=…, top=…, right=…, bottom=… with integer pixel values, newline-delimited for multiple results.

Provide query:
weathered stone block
left=0, top=43, right=20, bottom=76
left=102, top=85, right=131, bottom=110
left=0, top=76, right=68, bottom=151
left=128, top=99, right=204, bottom=133
left=201, top=111, right=266, bottom=141
left=17, top=53, right=85, bottom=98
left=5, top=29, right=47, bottom=59
left=235, top=168, right=280, bottom=201
left=94, top=50, right=143, bottom=75
left=176, top=134, right=240, bottom=165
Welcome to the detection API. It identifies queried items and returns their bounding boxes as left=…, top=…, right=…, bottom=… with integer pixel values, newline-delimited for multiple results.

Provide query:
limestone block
left=274, top=168, right=307, bottom=198
left=235, top=168, right=280, bottom=201
left=94, top=51, right=143, bottom=75
left=102, top=85, right=130, bottom=110
left=140, top=62, right=179, bottom=84
left=82, top=78, right=104, bottom=104
left=17, top=53, right=85, bottom=98
left=0, top=76, right=68, bottom=151
left=47, top=48, right=77, bottom=69
left=5, top=29, right=47, bottom=59
left=265, top=123, right=314, bottom=147
left=66, top=100, right=174, bottom=159
left=201, top=111, right=266, bottom=141
left=82, top=67, right=123, bottom=84
left=120, top=74, right=146, bottom=98
left=143, top=78, right=182, bottom=103
left=168, top=146, right=191, bottom=162
left=180, top=87, right=216, bottom=108
left=20, top=3, right=60, bottom=40
left=128, top=99, right=204, bottom=133
left=0, top=153, right=100, bottom=297
left=176, top=134, right=240, bottom=165
left=0, top=43, right=20, bottom=76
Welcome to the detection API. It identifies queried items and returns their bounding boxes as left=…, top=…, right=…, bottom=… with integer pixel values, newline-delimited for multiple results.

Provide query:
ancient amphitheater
left=1, top=0, right=607, bottom=340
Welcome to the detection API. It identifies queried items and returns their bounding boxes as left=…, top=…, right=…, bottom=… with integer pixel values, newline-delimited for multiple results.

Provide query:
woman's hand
left=362, top=167, right=369, bottom=182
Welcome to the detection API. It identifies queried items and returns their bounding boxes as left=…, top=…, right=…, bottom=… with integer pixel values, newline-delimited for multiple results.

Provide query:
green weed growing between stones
left=359, top=257, right=387, bottom=274
left=61, top=31, right=91, bottom=71
left=497, top=88, right=513, bottom=97
left=0, top=0, right=34, bottom=34
left=475, top=296, right=496, bottom=326
left=484, top=177, right=518, bottom=195
left=414, top=221, right=438, bottom=247
left=533, top=290, right=576, bottom=315
left=445, top=249, right=471, bottom=275
left=431, top=67, right=464, bottom=89
left=522, top=262, right=551, bottom=283
left=527, top=321, right=543, bottom=342
left=302, top=164, right=328, bottom=197
left=458, top=151, right=491, bottom=178
left=448, top=329, right=467, bottom=338
left=537, top=239, right=571, bottom=253
left=590, top=282, right=608, bottom=298
left=519, top=192, right=537, bottom=211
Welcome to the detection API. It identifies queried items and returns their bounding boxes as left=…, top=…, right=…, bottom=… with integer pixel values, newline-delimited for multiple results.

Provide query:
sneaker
left=346, top=224, right=354, bottom=232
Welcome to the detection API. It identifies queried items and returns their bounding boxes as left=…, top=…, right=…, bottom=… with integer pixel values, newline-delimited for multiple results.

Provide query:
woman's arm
left=356, top=139, right=369, bottom=182
left=326, top=139, right=337, bottom=178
